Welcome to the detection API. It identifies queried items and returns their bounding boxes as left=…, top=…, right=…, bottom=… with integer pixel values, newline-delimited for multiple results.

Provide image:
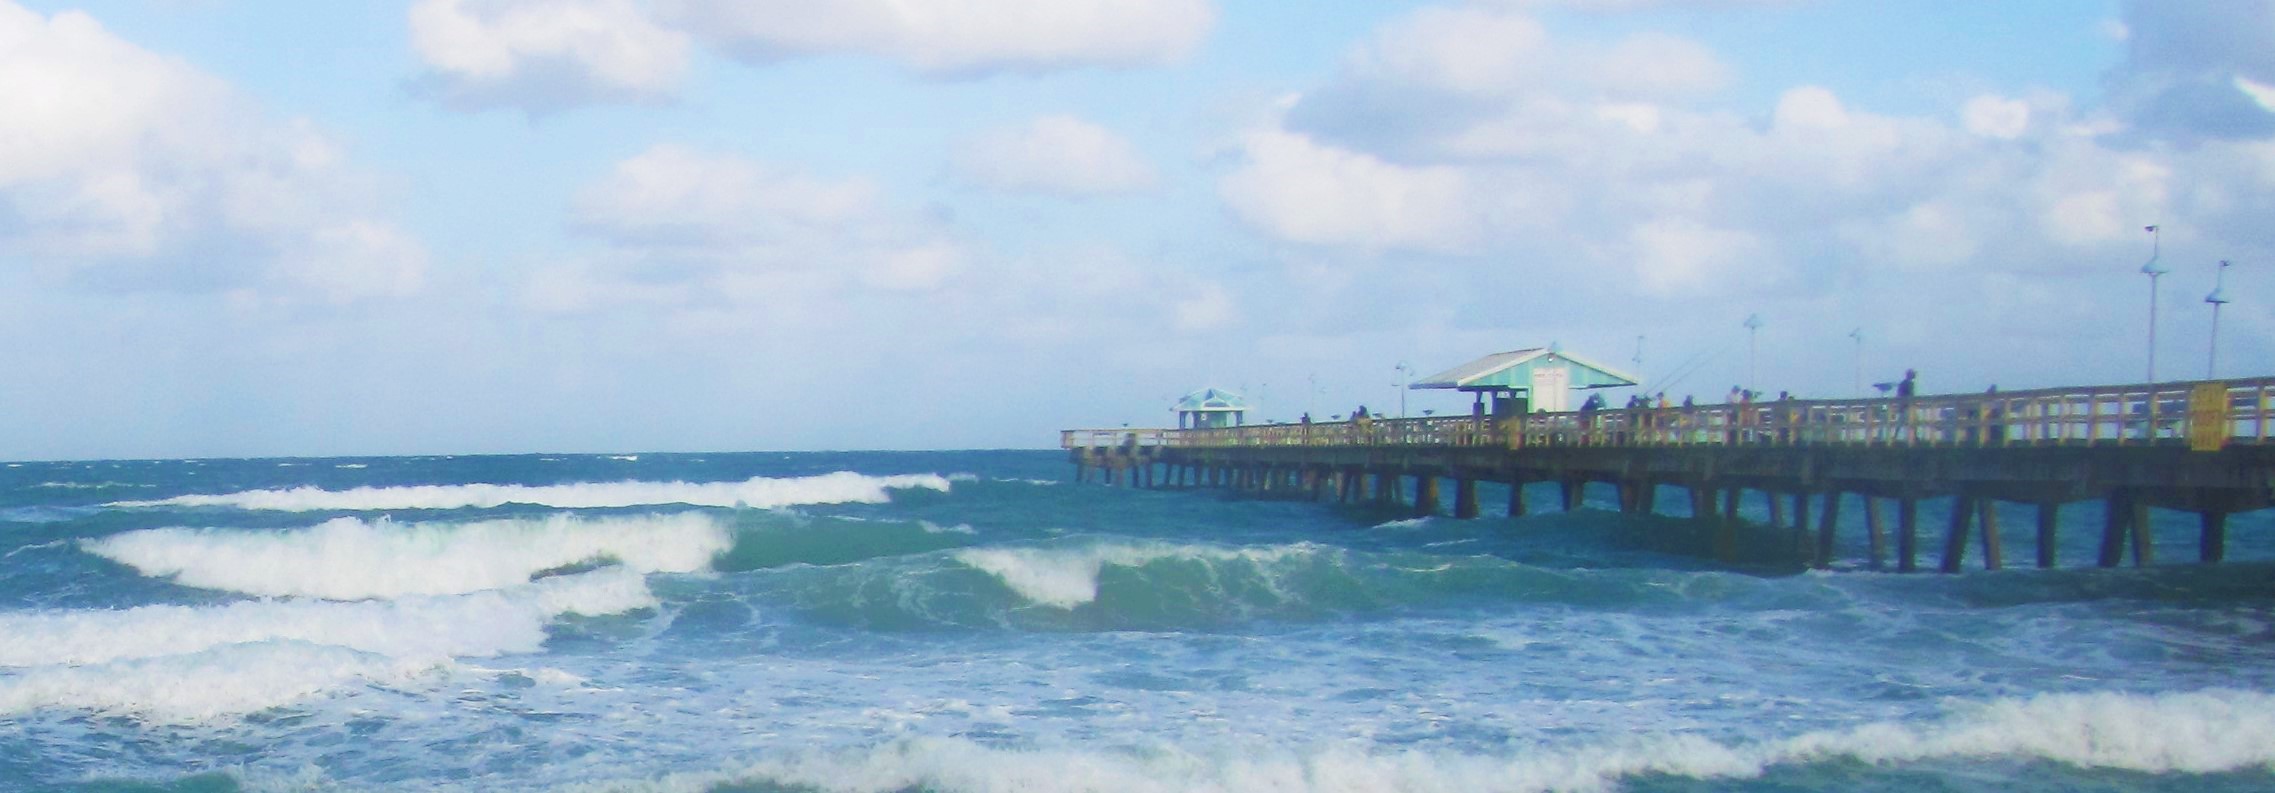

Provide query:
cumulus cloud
left=1210, top=1, right=2275, bottom=395
left=1219, top=125, right=1485, bottom=253
left=952, top=115, right=1156, bottom=196
left=2105, top=0, right=2275, bottom=142
left=540, top=144, right=962, bottom=316
left=408, top=0, right=690, bottom=111
left=0, top=2, right=424, bottom=302
left=654, top=0, right=1215, bottom=75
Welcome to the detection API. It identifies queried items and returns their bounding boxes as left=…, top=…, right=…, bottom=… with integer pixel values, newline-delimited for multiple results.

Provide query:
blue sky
left=2, top=0, right=2272, bottom=459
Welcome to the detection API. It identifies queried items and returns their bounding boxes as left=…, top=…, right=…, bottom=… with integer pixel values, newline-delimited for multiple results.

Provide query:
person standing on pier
left=1895, top=369, right=1918, bottom=443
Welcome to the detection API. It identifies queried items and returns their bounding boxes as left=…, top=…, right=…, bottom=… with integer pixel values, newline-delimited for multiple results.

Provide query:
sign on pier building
left=1411, top=346, right=1637, bottom=415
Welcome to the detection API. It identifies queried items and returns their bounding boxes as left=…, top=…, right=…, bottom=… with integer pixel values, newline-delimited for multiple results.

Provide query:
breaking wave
left=0, top=569, right=651, bottom=721
left=84, top=513, right=733, bottom=599
left=108, top=471, right=953, bottom=511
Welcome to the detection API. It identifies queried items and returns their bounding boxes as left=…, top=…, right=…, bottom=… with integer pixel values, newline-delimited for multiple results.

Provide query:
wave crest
left=84, top=513, right=732, bottom=599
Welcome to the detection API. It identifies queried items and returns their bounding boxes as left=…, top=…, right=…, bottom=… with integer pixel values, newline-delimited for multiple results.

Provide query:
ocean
left=2, top=449, right=2273, bottom=792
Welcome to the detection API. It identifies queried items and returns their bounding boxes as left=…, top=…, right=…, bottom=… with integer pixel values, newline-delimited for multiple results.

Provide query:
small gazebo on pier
left=1174, top=387, right=1249, bottom=429
left=1412, top=346, right=1637, bottom=416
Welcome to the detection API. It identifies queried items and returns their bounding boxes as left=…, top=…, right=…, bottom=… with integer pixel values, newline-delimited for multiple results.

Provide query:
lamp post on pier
left=1742, top=313, right=1764, bottom=396
left=2207, top=259, right=2232, bottom=378
left=2142, top=225, right=2167, bottom=384
left=1849, top=328, right=1863, bottom=398
left=1393, top=362, right=1412, bottom=419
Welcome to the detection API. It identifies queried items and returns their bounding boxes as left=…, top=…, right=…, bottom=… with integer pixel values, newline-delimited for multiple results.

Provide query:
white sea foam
left=110, top=471, right=953, bottom=511
left=0, top=642, right=439, bottom=723
left=84, top=513, right=733, bottom=599
left=565, top=689, right=2275, bottom=793
left=1373, top=517, right=1433, bottom=530
left=953, top=542, right=1321, bottom=609
left=0, top=569, right=651, bottom=721
left=0, top=568, right=652, bottom=667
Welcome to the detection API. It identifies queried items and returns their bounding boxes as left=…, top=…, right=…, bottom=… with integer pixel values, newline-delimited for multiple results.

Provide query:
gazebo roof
left=1173, top=387, right=1248, bottom=413
left=1412, top=347, right=1638, bottom=392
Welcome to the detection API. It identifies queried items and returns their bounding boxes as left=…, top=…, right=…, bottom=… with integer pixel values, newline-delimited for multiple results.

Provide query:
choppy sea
left=2, top=450, right=2274, bottom=792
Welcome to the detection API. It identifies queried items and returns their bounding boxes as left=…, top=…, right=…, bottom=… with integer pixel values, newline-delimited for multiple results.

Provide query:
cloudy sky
left=3, top=0, right=2272, bottom=459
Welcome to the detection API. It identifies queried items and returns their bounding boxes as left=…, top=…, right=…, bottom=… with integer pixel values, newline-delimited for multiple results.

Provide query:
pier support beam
left=2130, top=499, right=2154, bottom=567
left=2036, top=502, right=2058, bottom=569
left=1978, top=499, right=2004, bottom=571
left=1940, top=495, right=1975, bottom=574
left=2202, top=511, right=2228, bottom=563
left=1508, top=479, right=1528, bottom=517
left=1414, top=476, right=1440, bottom=517
left=1864, top=496, right=1886, bottom=571
left=1897, top=497, right=1920, bottom=573
left=1814, top=491, right=1840, bottom=569
left=1560, top=479, right=1580, bottom=511
left=1454, top=479, right=1479, bottom=519
left=2099, top=493, right=2127, bottom=568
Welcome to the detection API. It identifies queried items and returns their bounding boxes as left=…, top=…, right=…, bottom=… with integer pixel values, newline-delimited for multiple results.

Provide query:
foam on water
left=0, top=568, right=652, bottom=721
left=547, top=689, right=2275, bottom=793
left=0, top=568, right=652, bottom=668
left=83, top=512, right=733, bottom=599
left=109, top=471, right=953, bottom=511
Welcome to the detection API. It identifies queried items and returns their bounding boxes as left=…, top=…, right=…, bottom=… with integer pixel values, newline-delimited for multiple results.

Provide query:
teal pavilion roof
left=1412, top=347, right=1638, bottom=392
left=1174, top=387, right=1248, bottom=413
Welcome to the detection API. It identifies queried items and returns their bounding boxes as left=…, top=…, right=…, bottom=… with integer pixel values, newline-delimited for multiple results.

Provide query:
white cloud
left=408, top=0, right=688, bottom=111
left=952, top=115, right=1156, bottom=196
left=1359, top=6, right=1551, bottom=98
left=0, top=2, right=424, bottom=302
left=1626, top=217, right=1760, bottom=295
left=1219, top=126, right=1483, bottom=253
left=655, top=0, right=1215, bottom=75
left=571, top=144, right=878, bottom=246
left=543, top=144, right=966, bottom=319
left=1171, top=282, right=1237, bottom=332
left=1961, top=95, right=2032, bottom=139
left=1595, top=32, right=1732, bottom=98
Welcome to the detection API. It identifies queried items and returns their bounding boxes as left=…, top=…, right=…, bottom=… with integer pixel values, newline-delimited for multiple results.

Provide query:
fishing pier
left=1062, top=377, right=2275, bottom=572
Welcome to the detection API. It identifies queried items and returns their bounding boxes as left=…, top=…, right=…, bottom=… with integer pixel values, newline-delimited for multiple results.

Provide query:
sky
left=2, top=0, right=2273, bottom=459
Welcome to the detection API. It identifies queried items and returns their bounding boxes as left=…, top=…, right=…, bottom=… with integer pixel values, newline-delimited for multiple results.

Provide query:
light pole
left=1742, top=313, right=1764, bottom=396
left=1393, top=362, right=1412, bottom=418
left=2142, top=225, right=2167, bottom=383
left=1848, top=328, right=1863, bottom=397
left=2207, top=259, right=2232, bottom=378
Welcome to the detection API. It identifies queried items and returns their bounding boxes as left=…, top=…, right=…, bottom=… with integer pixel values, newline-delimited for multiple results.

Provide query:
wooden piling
left=1454, top=479, right=1479, bottom=519
left=2035, top=502, right=2058, bottom=569
left=1814, top=491, right=1839, bottom=568
left=1897, top=497, right=1920, bottom=573
left=2130, top=499, right=2153, bottom=567
left=1560, top=480, right=1580, bottom=511
left=1940, top=495, right=1974, bottom=573
left=1415, top=476, right=1439, bottom=517
left=1509, top=479, right=1528, bottom=517
left=1977, top=499, right=2003, bottom=571
left=2202, top=511, right=2228, bottom=563
left=1863, top=496, right=1886, bottom=570
left=2098, top=493, right=2127, bottom=568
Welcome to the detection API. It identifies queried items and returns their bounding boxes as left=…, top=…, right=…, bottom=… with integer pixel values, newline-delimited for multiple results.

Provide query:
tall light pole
left=1633, top=335, right=1645, bottom=388
left=1392, top=362, right=1412, bottom=418
left=2142, top=224, right=2168, bottom=384
left=2207, top=259, right=2232, bottom=379
left=1848, top=328, right=1863, bottom=397
left=1742, top=313, right=1764, bottom=396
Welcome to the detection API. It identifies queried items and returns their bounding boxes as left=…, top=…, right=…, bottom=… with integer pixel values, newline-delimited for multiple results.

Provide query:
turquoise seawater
left=1, top=450, right=2273, bottom=791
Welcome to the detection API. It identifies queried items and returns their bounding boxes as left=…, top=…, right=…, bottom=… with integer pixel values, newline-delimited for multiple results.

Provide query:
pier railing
left=1064, top=376, right=2275, bottom=452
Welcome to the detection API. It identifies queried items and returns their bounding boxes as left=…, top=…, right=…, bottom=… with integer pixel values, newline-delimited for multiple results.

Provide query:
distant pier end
left=1063, top=377, right=2275, bottom=572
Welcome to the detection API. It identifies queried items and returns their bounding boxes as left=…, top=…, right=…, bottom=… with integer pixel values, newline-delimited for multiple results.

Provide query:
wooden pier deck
left=1062, top=377, right=2275, bottom=572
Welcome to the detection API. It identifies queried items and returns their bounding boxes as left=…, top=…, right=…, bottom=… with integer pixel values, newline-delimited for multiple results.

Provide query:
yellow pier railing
left=1064, top=376, right=2275, bottom=452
